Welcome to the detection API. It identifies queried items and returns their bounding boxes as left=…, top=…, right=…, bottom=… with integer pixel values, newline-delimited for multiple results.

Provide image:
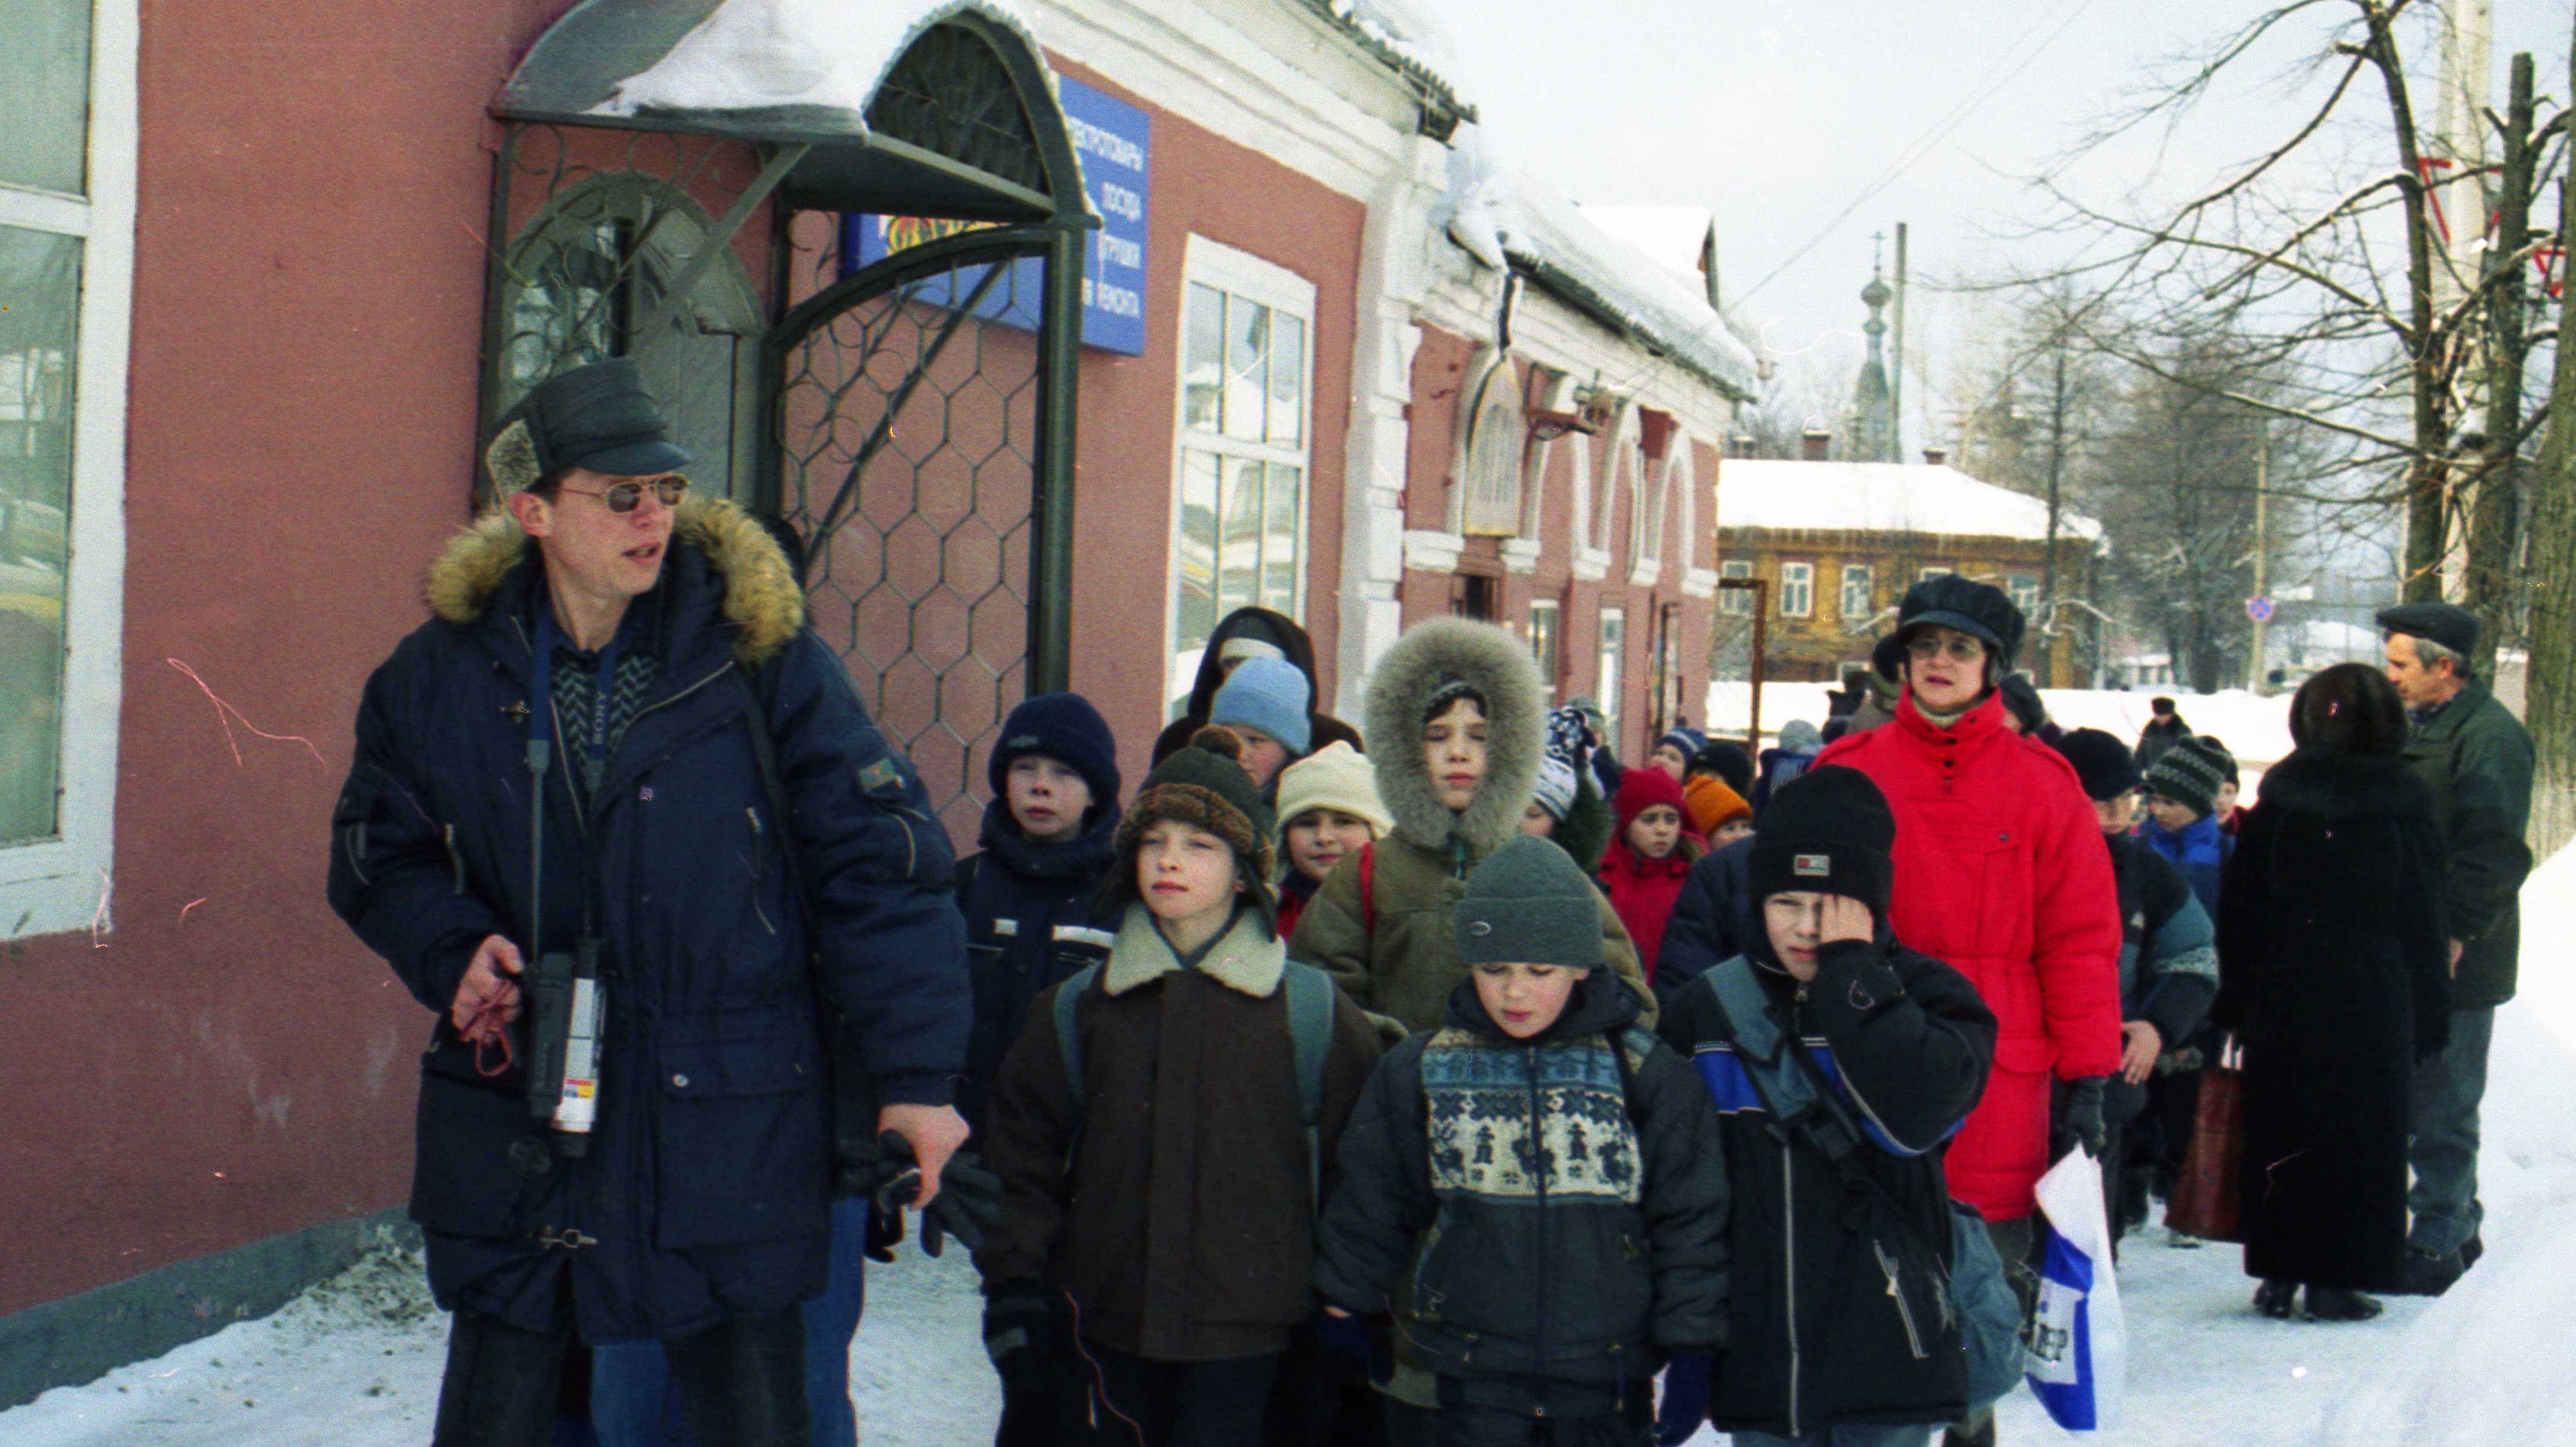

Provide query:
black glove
left=2061, top=1075, right=2108, bottom=1158
left=983, top=1281, right=1053, bottom=1386
left=863, top=1130, right=1003, bottom=1258
left=1315, top=1309, right=1392, bottom=1384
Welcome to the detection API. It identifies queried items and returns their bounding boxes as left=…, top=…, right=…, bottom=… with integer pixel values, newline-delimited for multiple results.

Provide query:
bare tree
left=2521, top=23, right=2576, bottom=854
left=2002, top=2, right=2569, bottom=612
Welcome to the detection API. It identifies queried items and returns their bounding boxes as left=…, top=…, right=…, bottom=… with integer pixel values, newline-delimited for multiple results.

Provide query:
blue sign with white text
left=841, top=75, right=1150, bottom=355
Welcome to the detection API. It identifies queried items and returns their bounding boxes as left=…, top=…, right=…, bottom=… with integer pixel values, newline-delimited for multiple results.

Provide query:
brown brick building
left=1716, top=455, right=2101, bottom=686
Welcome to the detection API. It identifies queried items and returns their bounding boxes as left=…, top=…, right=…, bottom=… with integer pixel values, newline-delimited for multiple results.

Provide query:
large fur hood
left=422, top=497, right=805, bottom=666
left=1363, top=617, right=1545, bottom=856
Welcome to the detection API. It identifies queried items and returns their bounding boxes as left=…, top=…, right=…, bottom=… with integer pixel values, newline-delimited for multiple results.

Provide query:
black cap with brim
left=1896, top=609, right=2005, bottom=656
left=485, top=357, right=693, bottom=495
left=2374, top=601, right=2479, bottom=659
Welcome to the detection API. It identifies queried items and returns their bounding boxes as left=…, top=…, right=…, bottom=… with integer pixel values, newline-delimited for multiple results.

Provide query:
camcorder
left=523, top=939, right=606, bottom=1157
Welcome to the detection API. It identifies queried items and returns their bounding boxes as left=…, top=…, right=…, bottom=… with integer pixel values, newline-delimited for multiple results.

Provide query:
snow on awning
left=1714, top=459, right=2104, bottom=545
left=1443, top=135, right=1761, bottom=402
left=496, top=0, right=1081, bottom=220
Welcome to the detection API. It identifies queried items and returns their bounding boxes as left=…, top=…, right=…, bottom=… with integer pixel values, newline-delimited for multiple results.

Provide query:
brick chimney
left=1800, top=428, right=1831, bottom=462
left=1922, top=447, right=1947, bottom=466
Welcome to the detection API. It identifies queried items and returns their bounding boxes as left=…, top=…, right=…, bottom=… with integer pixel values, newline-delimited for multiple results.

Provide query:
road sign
left=2245, top=596, right=2275, bottom=624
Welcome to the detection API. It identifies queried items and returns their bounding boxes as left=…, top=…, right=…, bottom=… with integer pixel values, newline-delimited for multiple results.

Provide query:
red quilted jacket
left=1814, top=688, right=2123, bottom=1219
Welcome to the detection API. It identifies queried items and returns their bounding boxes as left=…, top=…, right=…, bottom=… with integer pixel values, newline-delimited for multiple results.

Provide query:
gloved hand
left=1316, top=1307, right=1392, bottom=1384
left=1655, top=1351, right=1715, bottom=1446
left=982, top=1281, right=1053, bottom=1389
left=860, top=1130, right=1002, bottom=1257
left=2061, top=1075, right=2108, bottom=1158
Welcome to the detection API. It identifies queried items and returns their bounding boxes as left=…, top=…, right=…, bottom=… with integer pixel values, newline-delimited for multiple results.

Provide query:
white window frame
left=1840, top=562, right=1873, bottom=621
left=1780, top=561, right=1814, bottom=618
left=0, top=0, right=135, bottom=936
left=1166, top=235, right=1316, bottom=710
left=1719, top=558, right=1753, bottom=615
left=1596, top=605, right=1626, bottom=749
left=2007, top=573, right=2041, bottom=617
left=1528, top=597, right=1561, bottom=701
left=1630, top=429, right=1678, bottom=585
left=1919, top=566, right=1951, bottom=583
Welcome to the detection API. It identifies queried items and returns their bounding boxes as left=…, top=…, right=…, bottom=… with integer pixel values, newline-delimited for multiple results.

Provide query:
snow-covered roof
left=1444, top=136, right=1762, bottom=401
left=1577, top=206, right=1716, bottom=295
left=1310, top=0, right=1475, bottom=127
left=1716, top=459, right=2102, bottom=544
left=588, top=0, right=1039, bottom=128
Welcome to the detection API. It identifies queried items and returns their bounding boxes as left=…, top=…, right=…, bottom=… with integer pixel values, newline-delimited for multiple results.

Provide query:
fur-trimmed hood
left=1363, top=617, right=1545, bottom=857
left=423, top=497, right=805, bottom=666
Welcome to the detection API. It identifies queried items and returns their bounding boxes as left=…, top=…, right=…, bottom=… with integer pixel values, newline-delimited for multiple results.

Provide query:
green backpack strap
left=1280, top=960, right=1337, bottom=1201
left=1052, top=963, right=1104, bottom=1108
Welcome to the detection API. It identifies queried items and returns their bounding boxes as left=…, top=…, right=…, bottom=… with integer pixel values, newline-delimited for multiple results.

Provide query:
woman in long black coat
left=2214, top=663, right=2451, bottom=1321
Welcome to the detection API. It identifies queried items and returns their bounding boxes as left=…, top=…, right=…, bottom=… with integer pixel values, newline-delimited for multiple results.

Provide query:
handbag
left=2163, top=1039, right=2244, bottom=1242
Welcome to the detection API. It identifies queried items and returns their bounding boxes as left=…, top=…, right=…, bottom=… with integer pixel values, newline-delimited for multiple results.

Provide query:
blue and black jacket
left=953, top=796, right=1121, bottom=1139
left=1315, top=971, right=1730, bottom=1402
left=327, top=499, right=969, bottom=1343
left=1656, top=937, right=1996, bottom=1437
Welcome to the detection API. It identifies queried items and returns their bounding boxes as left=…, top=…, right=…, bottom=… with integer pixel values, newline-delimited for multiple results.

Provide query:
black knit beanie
left=2052, top=728, right=2141, bottom=802
left=2142, top=735, right=2230, bottom=819
left=1748, top=765, right=1896, bottom=923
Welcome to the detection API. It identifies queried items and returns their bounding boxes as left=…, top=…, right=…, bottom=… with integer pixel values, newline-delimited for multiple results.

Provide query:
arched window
left=1457, top=352, right=1525, bottom=536
left=494, top=174, right=763, bottom=503
left=1634, top=437, right=1675, bottom=574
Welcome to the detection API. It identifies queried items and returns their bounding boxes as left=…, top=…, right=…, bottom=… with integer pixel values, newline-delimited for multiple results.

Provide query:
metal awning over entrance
left=484, top=0, right=1097, bottom=837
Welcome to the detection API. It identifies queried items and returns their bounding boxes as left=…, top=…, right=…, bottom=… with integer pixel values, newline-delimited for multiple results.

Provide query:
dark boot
left=2460, top=1232, right=2485, bottom=1271
left=2304, top=1287, right=2384, bottom=1321
left=2252, top=1279, right=2298, bottom=1319
left=2394, top=1247, right=2465, bottom=1297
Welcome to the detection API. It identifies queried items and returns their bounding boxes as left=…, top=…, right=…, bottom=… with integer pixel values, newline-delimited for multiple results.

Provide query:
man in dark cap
left=2376, top=601, right=2534, bottom=1295
left=329, top=359, right=975, bottom=1446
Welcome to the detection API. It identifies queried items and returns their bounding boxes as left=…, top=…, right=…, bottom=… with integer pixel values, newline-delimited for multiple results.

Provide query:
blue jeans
left=1730, top=1428, right=1934, bottom=1447
left=2409, top=1004, right=2495, bottom=1256
left=591, top=1197, right=870, bottom=1447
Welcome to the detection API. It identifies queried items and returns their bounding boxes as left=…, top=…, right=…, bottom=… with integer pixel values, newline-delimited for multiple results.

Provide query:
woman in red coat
left=1814, top=579, right=2122, bottom=1228
left=1599, top=766, right=1706, bottom=984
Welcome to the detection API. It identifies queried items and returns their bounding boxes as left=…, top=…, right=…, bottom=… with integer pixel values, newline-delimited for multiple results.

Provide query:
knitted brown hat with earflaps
left=1103, top=727, right=1280, bottom=929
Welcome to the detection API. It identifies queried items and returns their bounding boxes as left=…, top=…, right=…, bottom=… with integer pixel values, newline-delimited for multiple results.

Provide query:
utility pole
left=2251, top=423, right=2269, bottom=693
left=2042, top=346, right=2066, bottom=681
left=1891, top=222, right=1909, bottom=462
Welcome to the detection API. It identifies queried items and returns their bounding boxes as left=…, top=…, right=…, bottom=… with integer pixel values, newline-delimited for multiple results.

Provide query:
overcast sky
left=1409, top=0, right=2572, bottom=448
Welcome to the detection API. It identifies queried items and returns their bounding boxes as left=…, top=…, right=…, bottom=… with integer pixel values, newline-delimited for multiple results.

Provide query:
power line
left=1737, top=0, right=2099, bottom=307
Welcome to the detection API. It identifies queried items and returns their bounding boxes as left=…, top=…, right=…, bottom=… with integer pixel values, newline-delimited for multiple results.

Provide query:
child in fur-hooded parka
left=1287, top=618, right=1653, bottom=1036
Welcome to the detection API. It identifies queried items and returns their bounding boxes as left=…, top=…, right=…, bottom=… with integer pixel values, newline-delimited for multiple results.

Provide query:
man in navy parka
left=327, top=360, right=970, bottom=1447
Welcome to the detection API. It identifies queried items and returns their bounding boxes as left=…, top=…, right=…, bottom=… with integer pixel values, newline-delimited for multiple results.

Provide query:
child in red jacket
left=1600, top=766, right=1706, bottom=986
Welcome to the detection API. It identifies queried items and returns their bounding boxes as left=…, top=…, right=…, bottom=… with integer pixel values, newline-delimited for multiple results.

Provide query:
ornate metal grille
left=864, top=24, right=1048, bottom=197
left=771, top=223, right=1046, bottom=842
left=481, top=126, right=770, bottom=505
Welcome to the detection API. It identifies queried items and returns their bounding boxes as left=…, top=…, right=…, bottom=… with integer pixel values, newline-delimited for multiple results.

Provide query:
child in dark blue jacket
left=955, top=692, right=1124, bottom=1139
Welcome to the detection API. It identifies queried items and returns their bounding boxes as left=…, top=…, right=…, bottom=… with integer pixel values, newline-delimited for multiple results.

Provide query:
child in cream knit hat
left=1273, top=741, right=1390, bottom=938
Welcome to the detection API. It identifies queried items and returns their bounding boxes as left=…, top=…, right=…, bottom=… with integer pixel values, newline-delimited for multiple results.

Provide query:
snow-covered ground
left=10, top=846, right=2573, bottom=1447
